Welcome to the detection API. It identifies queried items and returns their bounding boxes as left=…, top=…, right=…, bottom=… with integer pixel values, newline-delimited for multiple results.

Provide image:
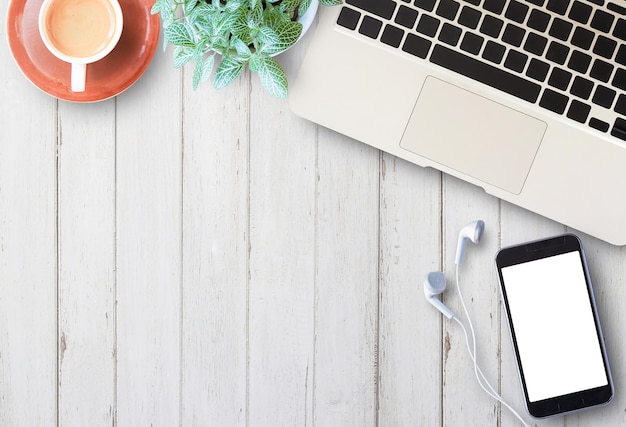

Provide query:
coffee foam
left=45, top=0, right=117, bottom=58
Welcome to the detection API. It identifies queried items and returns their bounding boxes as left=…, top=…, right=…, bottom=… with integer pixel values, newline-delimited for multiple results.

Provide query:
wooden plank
left=247, top=46, right=317, bottom=426
left=441, top=177, right=500, bottom=426
left=180, top=67, right=249, bottom=425
left=0, top=14, right=58, bottom=424
left=57, top=101, right=116, bottom=426
left=378, top=156, right=442, bottom=425
left=571, top=234, right=626, bottom=427
left=313, top=128, right=379, bottom=426
left=115, top=52, right=182, bottom=425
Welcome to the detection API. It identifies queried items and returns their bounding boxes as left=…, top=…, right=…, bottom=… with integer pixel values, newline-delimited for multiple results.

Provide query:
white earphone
left=423, top=271, right=454, bottom=319
left=424, top=220, right=531, bottom=427
left=455, top=219, right=485, bottom=265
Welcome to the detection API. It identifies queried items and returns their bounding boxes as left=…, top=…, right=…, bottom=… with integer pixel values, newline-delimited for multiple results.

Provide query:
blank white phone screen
left=501, top=251, right=608, bottom=403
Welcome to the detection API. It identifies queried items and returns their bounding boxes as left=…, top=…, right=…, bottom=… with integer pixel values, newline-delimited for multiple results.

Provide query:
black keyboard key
left=527, top=58, right=550, bottom=81
left=548, top=67, right=572, bottom=90
left=415, top=0, right=437, bottom=12
left=381, top=25, right=405, bottom=47
left=502, top=24, right=526, bottom=47
left=567, top=50, right=592, bottom=73
left=359, top=15, right=383, bottom=38
left=395, top=5, right=419, bottom=28
left=465, top=0, right=481, bottom=5
left=590, top=59, right=614, bottom=82
left=549, top=18, right=574, bottom=40
left=403, top=33, right=432, bottom=58
left=568, top=1, right=592, bottom=23
left=460, top=32, right=485, bottom=54
left=528, top=9, right=551, bottom=32
left=611, top=117, right=626, bottom=140
left=614, top=93, right=626, bottom=115
left=525, top=0, right=545, bottom=6
left=483, top=0, right=507, bottom=14
left=608, top=2, right=626, bottom=15
left=614, top=18, right=626, bottom=41
left=540, top=89, right=569, bottom=113
left=616, top=45, right=626, bottom=66
left=590, top=117, right=610, bottom=132
left=592, top=85, right=616, bottom=107
left=612, top=68, right=626, bottom=90
left=567, top=100, right=591, bottom=122
left=587, top=0, right=604, bottom=6
left=346, top=0, right=396, bottom=19
left=439, top=23, right=463, bottom=45
left=505, top=0, right=530, bottom=22
left=417, top=15, right=441, bottom=37
left=459, top=6, right=482, bottom=29
left=480, top=15, right=504, bottom=38
left=591, top=10, right=615, bottom=33
left=571, top=76, right=594, bottom=99
left=436, top=0, right=461, bottom=20
left=546, top=0, right=570, bottom=15
left=482, top=40, right=507, bottom=63
left=571, top=27, right=595, bottom=49
left=337, top=7, right=361, bottom=30
left=504, top=50, right=529, bottom=72
left=546, top=41, right=570, bottom=64
left=524, top=32, right=548, bottom=55
left=429, top=44, right=542, bottom=102
left=594, top=35, right=617, bottom=58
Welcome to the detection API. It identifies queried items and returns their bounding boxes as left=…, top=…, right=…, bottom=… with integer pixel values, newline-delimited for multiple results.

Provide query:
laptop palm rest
left=400, top=77, right=547, bottom=194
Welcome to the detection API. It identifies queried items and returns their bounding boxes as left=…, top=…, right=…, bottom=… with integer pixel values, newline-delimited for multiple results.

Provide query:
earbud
left=455, top=220, right=485, bottom=265
left=424, top=271, right=455, bottom=319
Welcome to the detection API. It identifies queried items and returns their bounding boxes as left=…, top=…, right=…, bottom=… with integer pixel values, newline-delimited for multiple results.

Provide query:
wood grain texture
left=57, top=100, right=116, bottom=426
left=180, top=65, right=249, bottom=426
left=2, top=8, right=626, bottom=425
left=1, top=9, right=58, bottom=424
left=115, top=49, right=182, bottom=425
left=314, top=128, right=379, bottom=426
left=378, top=155, right=442, bottom=426
left=247, top=45, right=317, bottom=427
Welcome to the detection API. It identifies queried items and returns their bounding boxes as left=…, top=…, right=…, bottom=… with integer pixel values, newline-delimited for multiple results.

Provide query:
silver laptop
left=290, top=0, right=626, bottom=245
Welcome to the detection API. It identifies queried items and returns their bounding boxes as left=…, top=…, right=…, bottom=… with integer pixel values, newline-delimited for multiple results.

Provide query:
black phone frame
left=495, top=233, right=613, bottom=418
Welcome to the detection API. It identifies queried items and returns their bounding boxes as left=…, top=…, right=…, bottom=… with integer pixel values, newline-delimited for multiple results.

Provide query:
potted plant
left=151, top=0, right=342, bottom=98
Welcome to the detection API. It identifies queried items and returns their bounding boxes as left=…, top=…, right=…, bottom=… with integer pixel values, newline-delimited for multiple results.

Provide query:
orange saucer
left=6, top=0, right=160, bottom=102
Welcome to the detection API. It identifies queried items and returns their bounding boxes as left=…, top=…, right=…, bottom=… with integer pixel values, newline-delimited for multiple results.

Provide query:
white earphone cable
left=454, top=265, right=532, bottom=427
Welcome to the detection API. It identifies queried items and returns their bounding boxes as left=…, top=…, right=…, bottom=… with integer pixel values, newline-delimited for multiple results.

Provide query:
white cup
left=39, top=0, right=123, bottom=92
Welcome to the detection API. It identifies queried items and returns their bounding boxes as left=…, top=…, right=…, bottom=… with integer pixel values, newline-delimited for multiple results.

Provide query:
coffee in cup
left=39, top=0, right=123, bottom=92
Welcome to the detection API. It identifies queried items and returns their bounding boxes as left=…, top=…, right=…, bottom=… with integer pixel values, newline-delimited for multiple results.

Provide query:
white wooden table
left=2, top=7, right=625, bottom=426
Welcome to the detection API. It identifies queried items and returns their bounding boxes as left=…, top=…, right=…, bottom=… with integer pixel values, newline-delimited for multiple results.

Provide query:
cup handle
left=71, top=63, right=86, bottom=92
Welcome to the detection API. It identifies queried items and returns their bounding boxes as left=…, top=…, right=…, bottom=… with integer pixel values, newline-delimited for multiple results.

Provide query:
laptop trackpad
left=400, top=77, right=546, bottom=194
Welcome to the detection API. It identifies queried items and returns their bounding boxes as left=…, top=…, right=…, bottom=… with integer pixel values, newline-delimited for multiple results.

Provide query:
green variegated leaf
left=173, top=46, right=195, bottom=68
left=298, top=0, right=313, bottom=18
left=319, top=0, right=342, bottom=5
left=262, top=21, right=301, bottom=54
left=231, top=37, right=252, bottom=59
left=279, top=0, right=300, bottom=14
left=256, top=25, right=280, bottom=47
left=150, top=0, right=163, bottom=15
left=255, top=56, right=288, bottom=98
left=214, top=56, right=246, bottom=89
left=216, top=7, right=244, bottom=35
left=248, top=53, right=262, bottom=72
left=192, top=58, right=202, bottom=90
left=164, top=22, right=196, bottom=48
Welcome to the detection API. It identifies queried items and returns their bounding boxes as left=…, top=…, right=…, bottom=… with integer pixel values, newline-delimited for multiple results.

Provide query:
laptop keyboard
left=337, top=0, right=626, bottom=141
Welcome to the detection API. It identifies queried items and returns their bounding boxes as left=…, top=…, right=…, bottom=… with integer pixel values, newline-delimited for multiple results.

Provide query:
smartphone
left=495, top=234, right=613, bottom=418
